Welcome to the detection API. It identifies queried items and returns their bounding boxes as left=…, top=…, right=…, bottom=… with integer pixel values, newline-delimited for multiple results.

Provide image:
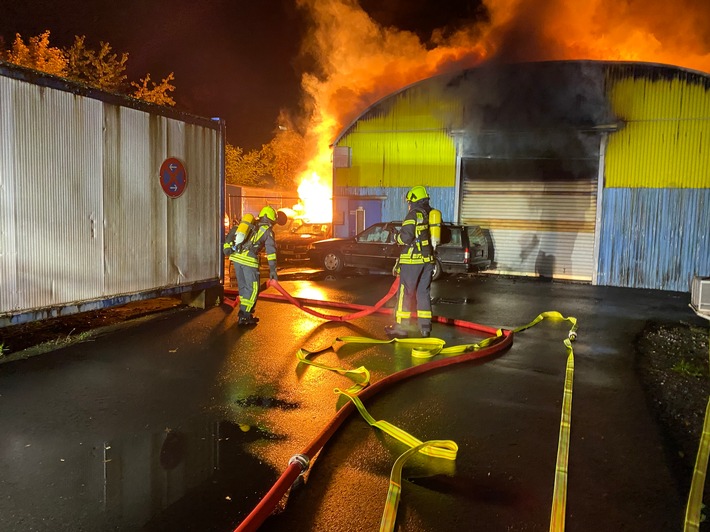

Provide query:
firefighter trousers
left=395, top=262, right=434, bottom=332
left=234, top=262, right=260, bottom=314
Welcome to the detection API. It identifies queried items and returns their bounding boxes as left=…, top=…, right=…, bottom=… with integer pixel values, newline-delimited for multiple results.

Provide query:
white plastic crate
left=691, top=276, right=710, bottom=311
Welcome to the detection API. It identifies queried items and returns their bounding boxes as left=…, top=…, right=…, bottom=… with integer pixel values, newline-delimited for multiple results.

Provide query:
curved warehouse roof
left=333, top=59, right=710, bottom=147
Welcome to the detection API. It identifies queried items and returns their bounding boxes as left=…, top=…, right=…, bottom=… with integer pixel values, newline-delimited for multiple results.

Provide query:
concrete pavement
left=0, top=272, right=705, bottom=531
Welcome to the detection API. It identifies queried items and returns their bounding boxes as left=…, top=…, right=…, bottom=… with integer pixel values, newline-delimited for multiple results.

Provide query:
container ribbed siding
left=0, top=64, right=222, bottom=323
left=332, top=60, right=710, bottom=291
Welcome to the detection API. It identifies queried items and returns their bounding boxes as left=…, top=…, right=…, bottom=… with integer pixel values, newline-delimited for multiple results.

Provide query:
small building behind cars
left=224, top=185, right=295, bottom=230
left=330, top=60, right=710, bottom=292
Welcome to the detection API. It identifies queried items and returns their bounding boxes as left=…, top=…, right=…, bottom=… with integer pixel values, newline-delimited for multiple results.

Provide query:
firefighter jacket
left=396, top=200, right=434, bottom=265
left=228, top=220, right=278, bottom=271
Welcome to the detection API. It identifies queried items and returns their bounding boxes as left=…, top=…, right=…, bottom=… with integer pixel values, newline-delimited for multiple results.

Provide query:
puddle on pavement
left=23, top=420, right=285, bottom=531
left=141, top=420, right=284, bottom=531
left=143, top=419, right=284, bottom=531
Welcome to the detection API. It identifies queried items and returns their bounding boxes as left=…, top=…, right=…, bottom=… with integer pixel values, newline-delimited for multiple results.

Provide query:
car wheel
left=432, top=258, right=443, bottom=281
left=323, top=251, right=344, bottom=272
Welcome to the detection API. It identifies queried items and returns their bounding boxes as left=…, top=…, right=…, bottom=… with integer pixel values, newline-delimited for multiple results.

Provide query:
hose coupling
left=568, top=331, right=577, bottom=342
left=288, top=453, right=310, bottom=473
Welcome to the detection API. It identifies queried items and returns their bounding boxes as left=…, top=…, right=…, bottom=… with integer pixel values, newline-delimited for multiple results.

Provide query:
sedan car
left=274, top=218, right=332, bottom=264
left=307, top=221, right=491, bottom=280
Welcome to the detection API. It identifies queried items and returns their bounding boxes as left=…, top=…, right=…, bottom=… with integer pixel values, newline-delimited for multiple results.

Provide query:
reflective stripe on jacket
left=396, top=207, right=433, bottom=265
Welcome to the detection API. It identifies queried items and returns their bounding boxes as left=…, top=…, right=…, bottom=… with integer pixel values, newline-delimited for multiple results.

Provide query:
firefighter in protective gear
left=230, top=205, right=280, bottom=326
left=385, top=185, right=435, bottom=338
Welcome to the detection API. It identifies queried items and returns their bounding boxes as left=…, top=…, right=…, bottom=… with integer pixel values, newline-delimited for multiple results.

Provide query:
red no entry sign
left=159, top=157, right=187, bottom=198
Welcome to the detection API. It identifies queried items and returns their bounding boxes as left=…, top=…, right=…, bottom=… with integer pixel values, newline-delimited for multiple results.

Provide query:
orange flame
left=294, top=0, right=710, bottom=220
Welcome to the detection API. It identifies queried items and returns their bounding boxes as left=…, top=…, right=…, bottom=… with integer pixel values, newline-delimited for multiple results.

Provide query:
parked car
left=307, top=221, right=491, bottom=280
left=274, top=218, right=332, bottom=264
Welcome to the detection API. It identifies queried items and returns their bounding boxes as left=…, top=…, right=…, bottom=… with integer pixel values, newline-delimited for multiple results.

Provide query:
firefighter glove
left=269, top=268, right=278, bottom=281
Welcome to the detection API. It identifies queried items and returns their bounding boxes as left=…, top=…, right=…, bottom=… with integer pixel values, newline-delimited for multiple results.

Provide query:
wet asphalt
left=0, top=269, right=707, bottom=532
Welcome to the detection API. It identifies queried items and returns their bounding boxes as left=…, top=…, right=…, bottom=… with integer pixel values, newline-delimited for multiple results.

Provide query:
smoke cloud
left=291, top=0, right=710, bottom=184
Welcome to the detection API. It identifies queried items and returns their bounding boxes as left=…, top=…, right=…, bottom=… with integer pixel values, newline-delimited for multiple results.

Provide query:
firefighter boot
left=237, top=310, right=259, bottom=326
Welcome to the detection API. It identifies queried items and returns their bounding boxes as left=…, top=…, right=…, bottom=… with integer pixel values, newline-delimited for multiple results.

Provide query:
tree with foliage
left=131, top=72, right=176, bottom=106
left=64, top=36, right=128, bottom=92
left=1, top=31, right=177, bottom=108
left=6, top=31, right=66, bottom=76
left=225, top=143, right=271, bottom=187
left=262, top=126, right=306, bottom=191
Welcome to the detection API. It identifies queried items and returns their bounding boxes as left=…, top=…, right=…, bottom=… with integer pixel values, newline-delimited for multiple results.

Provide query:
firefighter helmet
left=259, top=205, right=277, bottom=222
left=406, top=185, right=429, bottom=203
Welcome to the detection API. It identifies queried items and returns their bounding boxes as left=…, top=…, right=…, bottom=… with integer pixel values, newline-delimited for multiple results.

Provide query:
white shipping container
left=0, top=63, right=224, bottom=326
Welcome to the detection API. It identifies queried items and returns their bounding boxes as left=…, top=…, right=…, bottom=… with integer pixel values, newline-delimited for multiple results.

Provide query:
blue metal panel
left=347, top=199, right=382, bottom=236
left=597, top=188, right=710, bottom=291
left=334, top=186, right=457, bottom=232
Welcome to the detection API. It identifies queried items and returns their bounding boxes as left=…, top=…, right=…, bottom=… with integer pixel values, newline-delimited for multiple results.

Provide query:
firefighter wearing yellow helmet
left=385, top=185, right=436, bottom=338
left=228, top=205, right=281, bottom=326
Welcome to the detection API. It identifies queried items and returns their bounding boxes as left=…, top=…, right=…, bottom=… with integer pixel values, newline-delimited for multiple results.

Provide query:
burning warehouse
left=330, top=60, right=710, bottom=292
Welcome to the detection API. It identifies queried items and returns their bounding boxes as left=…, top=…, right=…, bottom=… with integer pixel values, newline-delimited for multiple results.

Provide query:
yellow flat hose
left=503, top=311, right=578, bottom=532
left=336, top=390, right=458, bottom=532
left=297, top=345, right=371, bottom=394
left=496, top=311, right=578, bottom=532
left=297, top=336, right=448, bottom=392
left=684, top=395, right=710, bottom=531
left=380, top=440, right=458, bottom=531
left=296, top=311, right=578, bottom=531
left=550, top=338, right=574, bottom=532
left=242, top=274, right=580, bottom=532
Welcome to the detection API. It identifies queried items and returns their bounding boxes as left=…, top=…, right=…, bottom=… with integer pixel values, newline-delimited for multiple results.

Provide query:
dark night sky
left=0, top=0, right=479, bottom=150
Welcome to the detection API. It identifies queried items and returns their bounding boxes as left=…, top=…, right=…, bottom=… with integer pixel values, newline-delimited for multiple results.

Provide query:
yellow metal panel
left=335, top=89, right=458, bottom=189
left=336, top=129, right=456, bottom=188
left=606, top=75, right=710, bottom=188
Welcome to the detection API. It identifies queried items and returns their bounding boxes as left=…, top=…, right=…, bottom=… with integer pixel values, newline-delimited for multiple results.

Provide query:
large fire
left=294, top=0, right=710, bottom=221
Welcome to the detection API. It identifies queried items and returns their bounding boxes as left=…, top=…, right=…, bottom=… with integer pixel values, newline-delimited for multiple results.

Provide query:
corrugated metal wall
left=598, top=188, right=710, bottom=290
left=596, top=64, right=710, bottom=291
left=0, top=69, right=222, bottom=321
left=332, top=61, right=710, bottom=291
left=334, top=63, right=605, bottom=281
left=605, top=68, right=710, bottom=188
left=332, top=81, right=459, bottom=234
left=333, top=186, right=458, bottom=226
